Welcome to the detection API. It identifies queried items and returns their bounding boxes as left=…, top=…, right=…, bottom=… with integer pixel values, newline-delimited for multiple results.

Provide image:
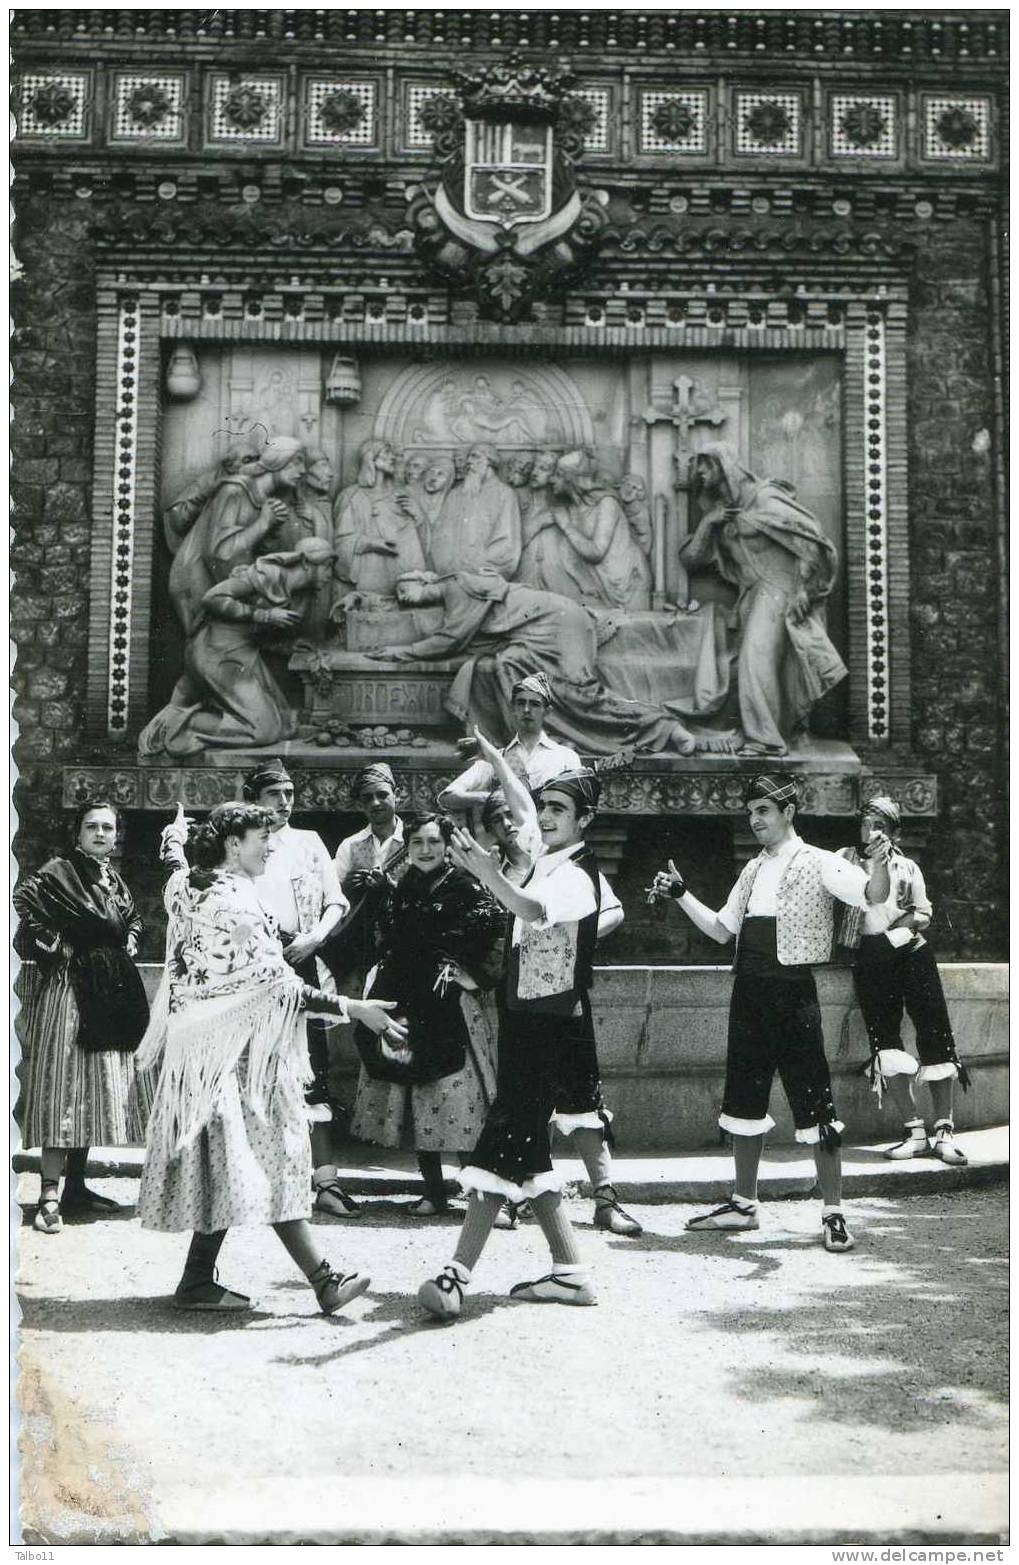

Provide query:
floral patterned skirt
left=351, top=992, right=497, bottom=1153
left=137, top=1049, right=311, bottom=1234
left=18, top=966, right=154, bottom=1150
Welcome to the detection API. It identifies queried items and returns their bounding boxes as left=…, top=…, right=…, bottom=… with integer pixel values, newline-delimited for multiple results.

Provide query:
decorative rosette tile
left=18, top=72, right=89, bottom=138
left=923, top=96, right=991, bottom=161
left=306, top=80, right=376, bottom=146
left=831, top=95, right=897, bottom=159
left=210, top=75, right=282, bottom=143
left=113, top=75, right=185, bottom=141
left=734, top=91, right=801, bottom=156
left=640, top=90, right=708, bottom=154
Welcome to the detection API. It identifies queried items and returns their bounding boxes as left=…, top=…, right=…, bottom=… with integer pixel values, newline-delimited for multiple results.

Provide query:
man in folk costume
left=331, top=762, right=410, bottom=983
left=649, top=775, right=892, bottom=1254
left=466, top=727, right=626, bottom=1233
left=838, top=796, right=969, bottom=1165
left=418, top=768, right=638, bottom=1323
left=438, top=673, right=581, bottom=819
left=242, top=759, right=358, bottom=1222
left=333, top=762, right=407, bottom=892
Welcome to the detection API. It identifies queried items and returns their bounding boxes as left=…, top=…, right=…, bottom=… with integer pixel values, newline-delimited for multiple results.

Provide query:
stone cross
left=642, top=375, right=727, bottom=484
left=641, top=376, right=727, bottom=607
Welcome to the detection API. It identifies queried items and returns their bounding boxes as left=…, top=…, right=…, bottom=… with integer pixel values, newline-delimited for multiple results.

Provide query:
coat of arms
left=464, top=121, right=553, bottom=226
left=407, top=56, right=608, bottom=322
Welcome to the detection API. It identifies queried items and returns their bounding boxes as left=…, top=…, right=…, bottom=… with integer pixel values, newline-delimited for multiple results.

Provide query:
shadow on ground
left=626, top=1192, right=1008, bottom=1435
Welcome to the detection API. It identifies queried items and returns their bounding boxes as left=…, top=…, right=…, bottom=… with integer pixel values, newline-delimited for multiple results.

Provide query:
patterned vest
left=836, top=848, right=923, bottom=950
left=728, top=845, right=838, bottom=967
left=506, top=847, right=602, bottom=1016
left=343, top=831, right=408, bottom=882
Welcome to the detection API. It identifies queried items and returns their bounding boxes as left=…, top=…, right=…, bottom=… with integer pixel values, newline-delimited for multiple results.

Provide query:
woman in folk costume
left=15, top=801, right=152, bottom=1235
left=838, top=796, right=969, bottom=1165
left=350, top=814, right=505, bottom=1216
left=136, top=803, right=404, bottom=1314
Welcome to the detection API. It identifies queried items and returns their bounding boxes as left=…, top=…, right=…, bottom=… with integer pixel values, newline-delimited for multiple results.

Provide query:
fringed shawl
left=138, top=869, right=309, bottom=1157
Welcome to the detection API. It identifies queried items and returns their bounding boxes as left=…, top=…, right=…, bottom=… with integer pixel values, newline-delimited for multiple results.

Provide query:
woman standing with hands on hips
left=136, top=803, right=405, bottom=1314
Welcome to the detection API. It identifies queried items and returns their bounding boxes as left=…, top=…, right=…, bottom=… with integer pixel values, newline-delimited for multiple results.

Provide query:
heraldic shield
left=464, top=120, right=553, bottom=227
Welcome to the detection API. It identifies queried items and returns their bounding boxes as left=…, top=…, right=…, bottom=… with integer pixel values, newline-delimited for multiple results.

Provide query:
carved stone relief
left=148, top=346, right=846, bottom=761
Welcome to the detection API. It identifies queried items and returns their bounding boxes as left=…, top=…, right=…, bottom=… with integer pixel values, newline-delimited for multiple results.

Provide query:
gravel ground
left=14, top=1180, right=1008, bottom=1544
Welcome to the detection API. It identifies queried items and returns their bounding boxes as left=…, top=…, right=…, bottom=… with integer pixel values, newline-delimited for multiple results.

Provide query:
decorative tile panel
left=639, top=90, right=709, bottom=154
left=112, top=73, right=186, bottom=142
left=108, top=296, right=140, bottom=736
left=830, top=94, right=897, bottom=159
left=404, top=84, right=458, bottom=150
left=18, top=71, right=90, bottom=139
left=208, top=74, right=283, bottom=144
left=305, top=79, right=377, bottom=147
left=862, top=311, right=890, bottom=743
left=572, top=87, right=611, bottom=154
left=922, top=95, right=992, bottom=161
left=733, top=90, right=802, bottom=157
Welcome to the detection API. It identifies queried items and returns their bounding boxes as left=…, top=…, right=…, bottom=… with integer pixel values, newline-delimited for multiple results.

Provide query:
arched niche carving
left=372, top=362, right=596, bottom=452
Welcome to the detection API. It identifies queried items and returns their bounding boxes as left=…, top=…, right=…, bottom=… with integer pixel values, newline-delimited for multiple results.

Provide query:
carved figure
left=500, top=451, right=534, bottom=517
left=513, top=448, right=562, bottom=586
left=680, top=442, right=847, bottom=755
left=430, top=444, right=522, bottom=578
left=167, top=436, right=307, bottom=635
left=332, top=439, right=427, bottom=599
left=618, top=473, right=654, bottom=558
left=289, top=447, right=337, bottom=638
left=162, top=440, right=260, bottom=556
left=139, top=538, right=335, bottom=759
left=416, top=456, right=456, bottom=563
left=544, top=450, right=653, bottom=611
left=377, top=570, right=720, bottom=758
left=398, top=451, right=429, bottom=490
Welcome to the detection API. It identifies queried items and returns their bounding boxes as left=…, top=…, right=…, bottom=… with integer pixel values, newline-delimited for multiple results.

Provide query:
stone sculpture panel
left=146, top=348, right=846, bottom=760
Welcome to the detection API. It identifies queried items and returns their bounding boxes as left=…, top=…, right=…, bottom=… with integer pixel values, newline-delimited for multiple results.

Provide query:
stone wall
left=11, top=199, right=99, bottom=875
left=15, top=961, right=1008, bottom=1150
left=907, top=223, right=1009, bottom=959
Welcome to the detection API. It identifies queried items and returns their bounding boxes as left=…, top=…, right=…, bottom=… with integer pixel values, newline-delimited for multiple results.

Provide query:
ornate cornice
left=60, top=763, right=939, bottom=819
left=11, top=11, right=1008, bottom=69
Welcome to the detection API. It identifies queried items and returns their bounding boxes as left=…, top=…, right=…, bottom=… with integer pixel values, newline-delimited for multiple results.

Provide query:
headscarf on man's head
left=354, top=761, right=396, bottom=798
left=746, top=773, right=798, bottom=809
left=538, top=768, right=600, bottom=813
left=511, top=672, right=553, bottom=707
left=242, top=757, right=293, bottom=801
left=862, top=795, right=901, bottom=833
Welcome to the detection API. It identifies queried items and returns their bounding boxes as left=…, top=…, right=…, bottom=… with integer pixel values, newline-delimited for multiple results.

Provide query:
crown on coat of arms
left=450, top=56, right=576, bottom=122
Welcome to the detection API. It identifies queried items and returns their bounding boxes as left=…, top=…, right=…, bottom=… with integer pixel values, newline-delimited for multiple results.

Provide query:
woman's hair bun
left=188, top=802, right=271, bottom=870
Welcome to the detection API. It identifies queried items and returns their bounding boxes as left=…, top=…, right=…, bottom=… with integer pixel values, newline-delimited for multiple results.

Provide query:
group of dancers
left=16, top=671, right=968, bottom=1321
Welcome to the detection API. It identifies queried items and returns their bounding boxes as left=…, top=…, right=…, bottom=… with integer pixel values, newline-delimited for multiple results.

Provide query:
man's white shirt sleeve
left=525, top=862, right=598, bottom=933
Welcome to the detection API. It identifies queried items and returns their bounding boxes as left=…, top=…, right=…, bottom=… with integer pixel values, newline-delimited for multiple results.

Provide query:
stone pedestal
left=288, top=648, right=464, bottom=730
